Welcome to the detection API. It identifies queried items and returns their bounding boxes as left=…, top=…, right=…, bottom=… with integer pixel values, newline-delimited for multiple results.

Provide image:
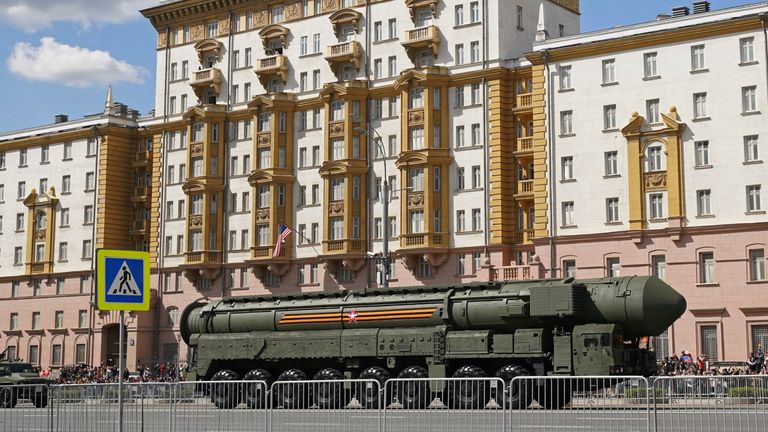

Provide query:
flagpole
left=279, top=222, right=321, bottom=258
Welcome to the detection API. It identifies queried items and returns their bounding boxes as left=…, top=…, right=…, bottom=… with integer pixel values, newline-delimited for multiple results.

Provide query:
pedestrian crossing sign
left=96, top=249, right=150, bottom=311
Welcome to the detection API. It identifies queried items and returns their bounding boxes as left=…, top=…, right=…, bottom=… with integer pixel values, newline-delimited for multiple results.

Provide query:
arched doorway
left=101, top=324, right=126, bottom=367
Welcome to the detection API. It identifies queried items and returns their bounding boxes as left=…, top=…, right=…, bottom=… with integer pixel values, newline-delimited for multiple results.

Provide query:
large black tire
left=243, top=369, right=273, bottom=409
left=495, top=365, right=533, bottom=409
left=396, top=366, right=430, bottom=409
left=32, top=389, right=48, bottom=408
left=210, top=369, right=241, bottom=409
left=357, top=367, right=389, bottom=409
left=536, top=380, right=572, bottom=409
left=313, top=368, right=344, bottom=409
left=0, top=387, right=17, bottom=408
left=275, top=369, right=308, bottom=409
left=446, top=365, right=490, bottom=409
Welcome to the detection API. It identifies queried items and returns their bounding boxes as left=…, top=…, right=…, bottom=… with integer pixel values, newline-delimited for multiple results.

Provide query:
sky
left=0, top=0, right=759, bottom=132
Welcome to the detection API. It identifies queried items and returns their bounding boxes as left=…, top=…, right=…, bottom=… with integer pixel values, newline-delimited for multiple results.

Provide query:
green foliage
left=728, top=386, right=768, bottom=398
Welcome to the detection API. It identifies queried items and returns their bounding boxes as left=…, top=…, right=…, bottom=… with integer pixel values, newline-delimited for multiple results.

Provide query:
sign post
left=96, top=249, right=150, bottom=432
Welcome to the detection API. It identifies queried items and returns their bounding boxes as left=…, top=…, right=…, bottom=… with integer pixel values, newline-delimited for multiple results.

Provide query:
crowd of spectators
left=658, top=345, right=768, bottom=376
left=49, top=362, right=183, bottom=384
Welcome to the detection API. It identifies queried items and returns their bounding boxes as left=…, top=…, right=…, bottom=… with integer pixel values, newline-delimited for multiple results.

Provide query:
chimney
left=671, top=6, right=690, bottom=17
left=692, top=1, right=710, bottom=14
left=656, top=13, right=672, bottom=21
left=54, top=114, right=69, bottom=124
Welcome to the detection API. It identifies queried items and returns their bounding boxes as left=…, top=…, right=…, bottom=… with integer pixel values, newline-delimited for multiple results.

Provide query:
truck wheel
left=210, top=369, right=241, bottom=409
left=357, top=367, right=389, bottom=409
left=396, top=366, right=430, bottom=409
left=275, top=369, right=308, bottom=409
left=495, top=365, right=532, bottom=409
left=536, top=380, right=571, bottom=409
left=313, top=368, right=343, bottom=409
left=446, top=365, right=489, bottom=409
left=243, top=369, right=272, bottom=409
left=33, top=389, right=49, bottom=408
left=0, top=387, right=18, bottom=409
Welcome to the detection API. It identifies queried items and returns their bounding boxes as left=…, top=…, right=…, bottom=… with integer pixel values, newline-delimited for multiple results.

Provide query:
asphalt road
left=2, top=402, right=767, bottom=432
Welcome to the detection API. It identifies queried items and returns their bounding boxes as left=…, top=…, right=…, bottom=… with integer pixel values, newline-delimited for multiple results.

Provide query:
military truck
left=0, top=359, right=49, bottom=408
left=180, top=276, right=686, bottom=409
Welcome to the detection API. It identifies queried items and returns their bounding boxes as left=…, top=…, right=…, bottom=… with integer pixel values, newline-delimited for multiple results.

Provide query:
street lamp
left=354, top=126, right=391, bottom=288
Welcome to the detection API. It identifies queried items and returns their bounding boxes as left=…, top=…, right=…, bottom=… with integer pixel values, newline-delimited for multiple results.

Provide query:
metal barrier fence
left=652, top=375, right=768, bottom=432
left=2, top=375, right=768, bottom=431
left=509, top=375, right=651, bottom=432
left=383, top=377, right=507, bottom=432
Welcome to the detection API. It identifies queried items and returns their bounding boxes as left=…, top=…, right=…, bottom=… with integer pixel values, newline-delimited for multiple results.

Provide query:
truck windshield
left=6, top=363, right=34, bottom=373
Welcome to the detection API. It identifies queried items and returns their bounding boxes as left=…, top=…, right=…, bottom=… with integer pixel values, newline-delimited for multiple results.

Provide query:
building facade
left=0, top=0, right=578, bottom=369
left=528, top=2, right=768, bottom=363
left=2, top=0, right=765, bottom=371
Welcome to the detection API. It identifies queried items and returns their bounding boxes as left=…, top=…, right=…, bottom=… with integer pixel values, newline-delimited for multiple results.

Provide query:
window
left=17, top=181, right=25, bottom=198
left=60, top=208, right=69, bottom=227
left=747, top=185, right=762, bottom=212
left=409, top=168, right=424, bottom=192
left=471, top=208, right=481, bottom=231
left=56, top=279, right=65, bottom=295
left=388, top=134, right=397, bottom=155
left=750, top=249, right=765, bottom=281
left=470, top=41, right=480, bottom=63
left=558, top=65, right=572, bottom=91
left=433, top=167, right=441, bottom=191
left=182, top=60, right=189, bottom=78
left=700, top=325, right=718, bottom=361
left=312, top=33, right=321, bottom=53
left=271, top=5, right=283, bottom=23
left=606, top=257, right=621, bottom=277
left=58, top=242, right=67, bottom=261
left=563, top=260, right=576, bottom=278
left=740, top=37, right=755, bottom=64
left=207, top=20, right=218, bottom=38
left=650, top=193, right=664, bottom=219
left=455, top=44, right=464, bottom=65
left=604, top=151, right=618, bottom=176
left=41, top=145, right=49, bottom=163
left=388, top=216, right=397, bottom=238
left=409, top=127, right=425, bottom=150
left=561, top=157, right=573, bottom=181
left=644, top=52, right=658, bottom=78
left=695, top=141, right=710, bottom=166
left=388, top=56, right=397, bottom=77
left=82, top=240, right=92, bottom=259
left=470, top=2, right=480, bottom=23
left=562, top=202, right=574, bottom=226
left=16, top=213, right=24, bottom=231
left=696, top=190, right=712, bottom=216
left=744, top=135, right=760, bottom=162
left=693, top=92, right=707, bottom=118
left=55, top=311, right=64, bottom=328
left=602, top=59, right=616, bottom=84
left=455, top=125, right=465, bottom=148
left=373, top=21, right=383, bottom=42
left=649, top=255, right=667, bottom=281
left=85, top=172, right=95, bottom=191
left=699, top=252, right=715, bottom=283
left=646, top=99, right=660, bottom=123
left=455, top=85, right=465, bottom=107
left=603, top=105, right=616, bottom=129
left=409, top=210, right=425, bottom=234
left=192, top=122, right=204, bottom=142
left=516, top=5, right=524, bottom=29
left=455, top=5, right=464, bottom=25
left=62, top=143, right=72, bottom=160
left=330, top=217, right=344, bottom=240
left=0, top=151, right=5, bottom=168
left=742, top=86, right=757, bottom=113
left=9, top=313, right=18, bottom=331
left=606, top=198, right=619, bottom=223
left=560, top=110, right=573, bottom=135
left=311, top=184, right=320, bottom=204
left=467, top=165, right=479, bottom=189
left=691, top=45, right=705, bottom=71
left=470, top=83, right=481, bottom=105
left=409, top=87, right=424, bottom=109
left=35, top=244, right=45, bottom=262
left=471, top=124, right=481, bottom=145
left=647, top=146, right=663, bottom=172
left=19, top=149, right=27, bottom=166
left=331, top=178, right=344, bottom=201
left=457, top=167, right=465, bottom=190
left=456, top=210, right=465, bottom=232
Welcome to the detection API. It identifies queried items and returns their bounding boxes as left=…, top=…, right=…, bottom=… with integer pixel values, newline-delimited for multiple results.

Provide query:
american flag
left=273, top=224, right=293, bottom=257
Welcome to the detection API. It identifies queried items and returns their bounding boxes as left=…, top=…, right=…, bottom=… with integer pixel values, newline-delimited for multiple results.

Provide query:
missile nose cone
left=633, top=276, right=687, bottom=336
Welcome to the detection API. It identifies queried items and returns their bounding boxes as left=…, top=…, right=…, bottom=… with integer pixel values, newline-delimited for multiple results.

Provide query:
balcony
left=514, top=228, right=536, bottom=244
left=400, top=232, right=446, bottom=249
left=514, top=137, right=534, bottom=157
left=132, top=186, right=147, bottom=202
left=323, top=239, right=365, bottom=255
left=401, top=26, right=440, bottom=59
left=516, top=93, right=533, bottom=109
left=132, top=151, right=149, bottom=168
left=26, top=261, right=52, bottom=276
left=189, top=67, right=223, bottom=99
left=129, top=220, right=146, bottom=236
left=490, top=265, right=540, bottom=281
left=181, top=250, right=222, bottom=282
left=515, top=180, right=534, bottom=199
left=254, top=54, right=288, bottom=87
left=324, top=41, right=362, bottom=76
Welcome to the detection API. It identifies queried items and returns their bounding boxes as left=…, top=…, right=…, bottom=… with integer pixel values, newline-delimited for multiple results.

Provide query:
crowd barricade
left=382, top=377, right=506, bottom=432
left=171, top=380, right=268, bottom=432
left=268, top=378, right=380, bottom=432
left=508, top=375, right=651, bottom=432
left=0, top=383, right=51, bottom=431
left=4, top=375, right=768, bottom=431
left=651, top=375, right=768, bottom=432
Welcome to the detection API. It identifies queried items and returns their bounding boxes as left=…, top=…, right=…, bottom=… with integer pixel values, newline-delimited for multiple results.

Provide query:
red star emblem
left=347, top=310, right=358, bottom=323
